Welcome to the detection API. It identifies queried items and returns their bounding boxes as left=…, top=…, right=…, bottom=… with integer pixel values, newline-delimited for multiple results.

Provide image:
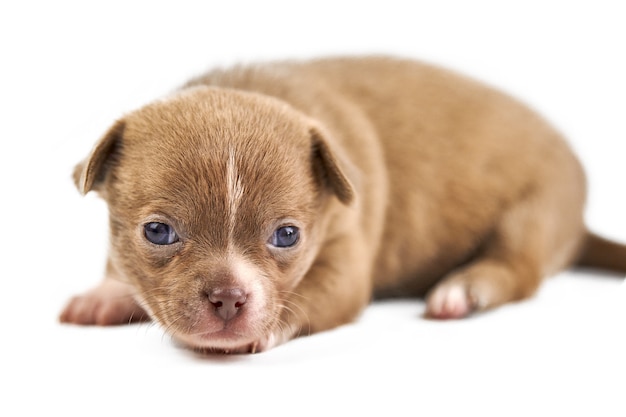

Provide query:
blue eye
left=144, top=222, right=179, bottom=245
left=270, top=226, right=300, bottom=248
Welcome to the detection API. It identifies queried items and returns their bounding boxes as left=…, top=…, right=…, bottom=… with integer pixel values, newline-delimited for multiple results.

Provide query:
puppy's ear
left=310, top=125, right=356, bottom=205
left=73, top=120, right=125, bottom=195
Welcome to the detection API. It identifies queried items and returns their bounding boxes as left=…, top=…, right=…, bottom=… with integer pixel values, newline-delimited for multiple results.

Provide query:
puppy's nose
left=207, top=288, right=247, bottom=321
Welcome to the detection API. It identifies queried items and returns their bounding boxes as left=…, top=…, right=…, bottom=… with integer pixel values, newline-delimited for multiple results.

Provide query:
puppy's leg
left=425, top=256, right=541, bottom=319
left=426, top=186, right=584, bottom=319
left=59, top=260, right=148, bottom=325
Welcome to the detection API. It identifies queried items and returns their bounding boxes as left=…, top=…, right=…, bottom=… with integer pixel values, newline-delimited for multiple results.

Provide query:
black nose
left=207, top=288, right=247, bottom=321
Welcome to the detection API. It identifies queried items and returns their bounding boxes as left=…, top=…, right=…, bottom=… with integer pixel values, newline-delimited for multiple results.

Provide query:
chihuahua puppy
left=60, top=56, right=626, bottom=353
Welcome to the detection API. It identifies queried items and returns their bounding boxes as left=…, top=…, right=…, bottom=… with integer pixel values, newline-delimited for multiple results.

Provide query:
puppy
left=59, top=56, right=626, bottom=353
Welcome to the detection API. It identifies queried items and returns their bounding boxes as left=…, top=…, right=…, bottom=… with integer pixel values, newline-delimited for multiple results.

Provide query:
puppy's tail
left=575, top=232, right=626, bottom=273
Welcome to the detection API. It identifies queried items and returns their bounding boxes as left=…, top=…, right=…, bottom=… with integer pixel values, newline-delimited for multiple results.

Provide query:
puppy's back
left=186, top=56, right=585, bottom=296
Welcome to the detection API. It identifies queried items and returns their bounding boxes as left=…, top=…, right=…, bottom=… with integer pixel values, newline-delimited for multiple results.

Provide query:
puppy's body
left=60, top=56, right=626, bottom=353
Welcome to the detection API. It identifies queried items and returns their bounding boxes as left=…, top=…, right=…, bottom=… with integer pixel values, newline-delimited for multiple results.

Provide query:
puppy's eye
left=144, top=222, right=179, bottom=245
left=270, top=226, right=300, bottom=248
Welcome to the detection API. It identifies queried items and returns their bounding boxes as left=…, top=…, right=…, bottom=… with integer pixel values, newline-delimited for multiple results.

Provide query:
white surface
left=1, top=1, right=625, bottom=416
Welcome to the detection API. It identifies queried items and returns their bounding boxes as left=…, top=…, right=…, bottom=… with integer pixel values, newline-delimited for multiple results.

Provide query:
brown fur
left=59, top=56, right=626, bottom=353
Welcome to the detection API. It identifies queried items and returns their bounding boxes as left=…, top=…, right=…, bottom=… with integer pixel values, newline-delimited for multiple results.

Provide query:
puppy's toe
left=59, top=284, right=147, bottom=325
left=60, top=294, right=135, bottom=325
left=59, top=295, right=98, bottom=324
left=425, top=283, right=474, bottom=319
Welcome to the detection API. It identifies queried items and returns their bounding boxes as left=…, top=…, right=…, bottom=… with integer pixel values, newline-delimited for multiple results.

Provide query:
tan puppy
left=60, top=56, right=626, bottom=353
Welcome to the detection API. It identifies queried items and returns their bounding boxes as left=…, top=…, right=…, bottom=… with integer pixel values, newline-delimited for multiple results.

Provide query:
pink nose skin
left=207, top=288, right=247, bottom=321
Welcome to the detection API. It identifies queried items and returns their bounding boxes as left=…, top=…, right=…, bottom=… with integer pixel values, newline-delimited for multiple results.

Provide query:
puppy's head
left=75, top=86, right=354, bottom=352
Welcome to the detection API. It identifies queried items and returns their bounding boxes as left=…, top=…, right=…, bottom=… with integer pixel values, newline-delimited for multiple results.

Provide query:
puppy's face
left=76, top=87, right=353, bottom=351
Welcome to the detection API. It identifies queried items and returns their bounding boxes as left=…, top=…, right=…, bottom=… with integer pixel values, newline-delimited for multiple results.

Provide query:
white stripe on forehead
left=227, top=147, right=245, bottom=242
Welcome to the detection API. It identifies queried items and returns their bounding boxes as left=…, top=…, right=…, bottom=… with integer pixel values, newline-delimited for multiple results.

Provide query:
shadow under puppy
left=60, top=56, right=626, bottom=353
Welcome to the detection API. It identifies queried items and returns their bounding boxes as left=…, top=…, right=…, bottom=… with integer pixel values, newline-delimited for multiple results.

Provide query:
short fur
left=60, top=56, right=626, bottom=353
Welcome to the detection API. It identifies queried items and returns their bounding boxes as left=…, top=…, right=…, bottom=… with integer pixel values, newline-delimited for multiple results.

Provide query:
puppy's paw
left=425, top=265, right=511, bottom=319
left=59, top=279, right=148, bottom=325
left=425, top=283, right=475, bottom=319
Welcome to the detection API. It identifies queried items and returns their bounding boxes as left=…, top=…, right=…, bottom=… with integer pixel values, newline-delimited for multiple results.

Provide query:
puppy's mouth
left=171, top=317, right=275, bottom=354
left=175, top=327, right=250, bottom=349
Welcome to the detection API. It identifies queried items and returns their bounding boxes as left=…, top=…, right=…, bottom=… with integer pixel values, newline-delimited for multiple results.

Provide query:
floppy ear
left=73, top=120, right=125, bottom=195
left=310, top=125, right=356, bottom=205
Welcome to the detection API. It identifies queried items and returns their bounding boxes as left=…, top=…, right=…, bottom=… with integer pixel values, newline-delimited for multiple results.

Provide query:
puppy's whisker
left=279, top=295, right=309, bottom=317
left=279, top=290, right=310, bottom=302
left=278, top=303, right=310, bottom=336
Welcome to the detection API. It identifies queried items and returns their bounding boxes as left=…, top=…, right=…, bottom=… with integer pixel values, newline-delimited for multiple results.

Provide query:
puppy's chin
left=170, top=313, right=274, bottom=354
left=177, top=330, right=285, bottom=354
left=173, top=330, right=262, bottom=354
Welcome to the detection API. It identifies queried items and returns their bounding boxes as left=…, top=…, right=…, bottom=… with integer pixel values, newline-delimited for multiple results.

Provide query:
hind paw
left=425, top=283, right=475, bottom=319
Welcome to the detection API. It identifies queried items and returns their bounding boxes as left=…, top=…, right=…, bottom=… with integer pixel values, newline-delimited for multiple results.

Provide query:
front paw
left=59, top=279, right=148, bottom=325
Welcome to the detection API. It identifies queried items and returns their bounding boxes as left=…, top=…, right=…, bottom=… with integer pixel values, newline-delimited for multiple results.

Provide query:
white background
left=1, top=1, right=625, bottom=416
